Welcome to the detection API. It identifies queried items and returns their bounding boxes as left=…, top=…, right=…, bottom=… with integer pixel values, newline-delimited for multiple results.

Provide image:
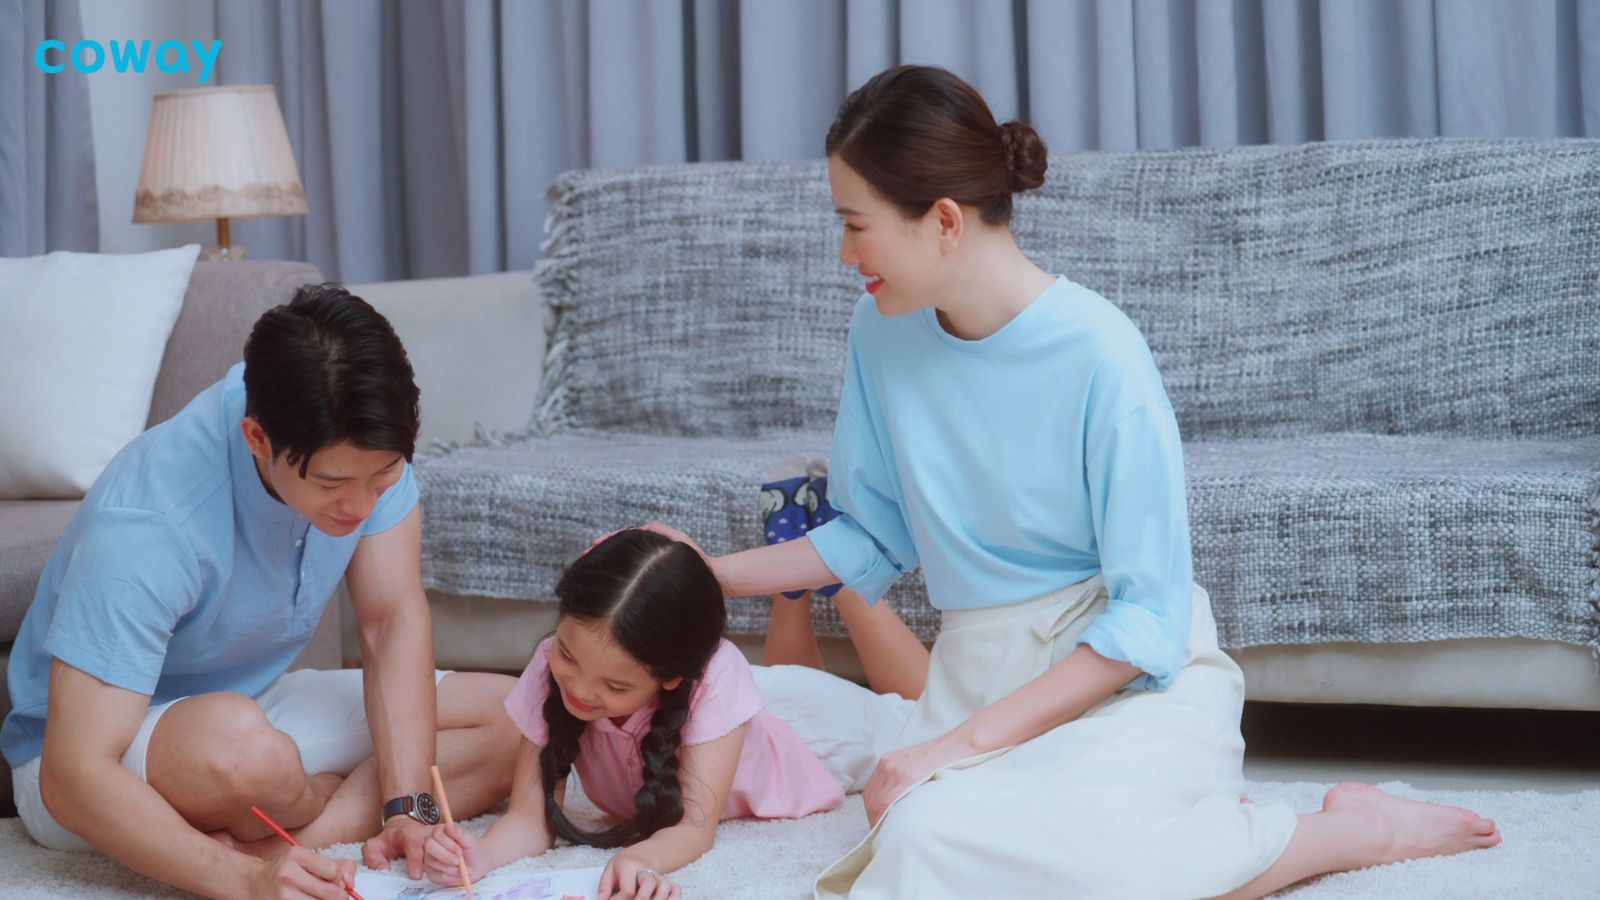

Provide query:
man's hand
left=247, top=846, right=358, bottom=900
left=361, top=817, right=432, bottom=880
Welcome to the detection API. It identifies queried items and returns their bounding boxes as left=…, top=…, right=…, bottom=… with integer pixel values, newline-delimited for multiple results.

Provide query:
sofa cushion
left=1185, top=434, right=1600, bottom=651
left=535, top=142, right=1600, bottom=442
left=418, top=428, right=834, bottom=600
left=147, top=260, right=322, bottom=427
left=418, top=433, right=1599, bottom=651
left=0, top=500, right=77, bottom=641
left=0, top=246, right=199, bottom=498
left=533, top=164, right=857, bottom=439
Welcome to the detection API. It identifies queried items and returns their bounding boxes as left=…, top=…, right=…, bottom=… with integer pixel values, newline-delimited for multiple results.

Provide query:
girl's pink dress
left=504, top=637, right=845, bottom=821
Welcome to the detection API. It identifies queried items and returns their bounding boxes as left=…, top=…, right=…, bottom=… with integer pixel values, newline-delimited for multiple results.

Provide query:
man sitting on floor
left=3, top=284, right=519, bottom=899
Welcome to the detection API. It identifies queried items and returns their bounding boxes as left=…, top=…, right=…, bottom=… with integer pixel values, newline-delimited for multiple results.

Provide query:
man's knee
left=155, top=693, right=304, bottom=802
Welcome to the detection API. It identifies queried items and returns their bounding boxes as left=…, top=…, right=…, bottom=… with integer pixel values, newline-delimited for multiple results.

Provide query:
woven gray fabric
left=417, top=431, right=1599, bottom=651
left=533, top=140, right=1600, bottom=441
left=419, top=138, right=1600, bottom=657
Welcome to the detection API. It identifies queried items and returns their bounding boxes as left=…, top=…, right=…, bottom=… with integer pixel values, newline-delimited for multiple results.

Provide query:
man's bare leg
left=237, top=672, right=522, bottom=853
left=1211, top=782, right=1501, bottom=899
left=143, top=692, right=345, bottom=842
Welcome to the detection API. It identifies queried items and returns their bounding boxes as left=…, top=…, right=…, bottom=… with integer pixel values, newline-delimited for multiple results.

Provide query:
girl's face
left=828, top=155, right=947, bottom=317
left=549, top=617, right=683, bottom=724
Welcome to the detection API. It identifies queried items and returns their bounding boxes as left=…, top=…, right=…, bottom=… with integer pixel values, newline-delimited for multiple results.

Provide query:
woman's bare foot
left=206, top=828, right=238, bottom=850
left=1322, top=781, right=1501, bottom=866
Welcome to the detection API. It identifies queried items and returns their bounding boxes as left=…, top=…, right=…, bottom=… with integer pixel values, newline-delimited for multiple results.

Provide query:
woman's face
left=828, top=156, right=945, bottom=317
left=548, top=617, right=681, bottom=723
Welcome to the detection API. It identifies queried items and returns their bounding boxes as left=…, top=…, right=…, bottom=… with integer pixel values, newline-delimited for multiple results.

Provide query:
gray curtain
left=215, top=0, right=1600, bottom=282
left=0, top=0, right=98, bottom=255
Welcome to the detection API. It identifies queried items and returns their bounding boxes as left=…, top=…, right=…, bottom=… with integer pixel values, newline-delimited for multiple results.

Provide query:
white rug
left=5, top=781, right=1597, bottom=898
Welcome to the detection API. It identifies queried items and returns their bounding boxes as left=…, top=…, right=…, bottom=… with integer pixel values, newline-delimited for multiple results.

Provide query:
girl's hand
left=599, top=852, right=682, bottom=900
left=423, top=822, right=486, bottom=886
left=862, top=730, right=979, bottom=826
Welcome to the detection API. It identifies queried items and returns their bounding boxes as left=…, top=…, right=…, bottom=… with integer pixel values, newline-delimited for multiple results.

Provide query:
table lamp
left=133, top=85, right=307, bottom=261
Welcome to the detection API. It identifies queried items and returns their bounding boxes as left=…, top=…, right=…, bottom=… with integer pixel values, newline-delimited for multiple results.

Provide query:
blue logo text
left=34, top=39, right=222, bottom=84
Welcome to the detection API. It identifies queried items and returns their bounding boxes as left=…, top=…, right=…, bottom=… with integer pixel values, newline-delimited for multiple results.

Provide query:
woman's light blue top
left=808, top=277, right=1194, bottom=691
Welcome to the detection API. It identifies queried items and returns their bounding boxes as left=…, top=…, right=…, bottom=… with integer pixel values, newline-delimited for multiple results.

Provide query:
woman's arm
left=862, top=644, right=1138, bottom=824
left=713, top=537, right=837, bottom=598
left=637, top=522, right=838, bottom=598
left=957, top=643, right=1138, bottom=753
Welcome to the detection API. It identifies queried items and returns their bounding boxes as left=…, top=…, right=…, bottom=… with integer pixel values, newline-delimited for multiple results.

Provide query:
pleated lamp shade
left=134, top=85, right=307, bottom=225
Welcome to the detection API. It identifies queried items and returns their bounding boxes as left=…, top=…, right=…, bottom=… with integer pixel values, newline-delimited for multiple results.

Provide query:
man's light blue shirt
left=808, top=277, right=1194, bottom=691
left=2, top=363, right=418, bottom=768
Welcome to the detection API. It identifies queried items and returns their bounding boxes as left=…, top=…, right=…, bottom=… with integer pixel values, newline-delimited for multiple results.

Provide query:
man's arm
left=344, top=505, right=437, bottom=872
left=39, top=661, right=351, bottom=899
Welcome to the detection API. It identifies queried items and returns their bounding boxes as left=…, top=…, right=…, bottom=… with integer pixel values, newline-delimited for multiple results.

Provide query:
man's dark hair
left=242, top=283, right=420, bottom=477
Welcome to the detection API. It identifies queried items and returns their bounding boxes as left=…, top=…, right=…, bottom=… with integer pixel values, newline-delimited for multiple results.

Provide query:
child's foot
left=1322, top=781, right=1501, bottom=866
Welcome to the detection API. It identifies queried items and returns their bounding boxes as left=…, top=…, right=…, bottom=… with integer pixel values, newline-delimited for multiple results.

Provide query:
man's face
left=240, top=417, right=405, bottom=537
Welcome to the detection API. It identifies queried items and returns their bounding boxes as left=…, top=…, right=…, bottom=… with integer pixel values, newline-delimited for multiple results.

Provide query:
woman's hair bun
left=1000, top=120, right=1047, bottom=193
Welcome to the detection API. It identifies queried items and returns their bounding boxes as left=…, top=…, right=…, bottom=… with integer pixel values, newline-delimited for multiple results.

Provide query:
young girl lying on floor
left=420, top=528, right=911, bottom=900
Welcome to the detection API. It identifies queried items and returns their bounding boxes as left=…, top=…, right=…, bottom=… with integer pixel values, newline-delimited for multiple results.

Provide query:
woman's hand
left=422, top=822, right=486, bottom=886
left=638, top=521, right=711, bottom=562
left=599, top=850, right=681, bottom=900
left=862, top=730, right=979, bottom=826
left=590, top=522, right=712, bottom=564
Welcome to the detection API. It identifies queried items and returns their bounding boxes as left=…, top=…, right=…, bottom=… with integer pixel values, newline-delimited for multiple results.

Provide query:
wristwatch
left=381, top=792, right=441, bottom=827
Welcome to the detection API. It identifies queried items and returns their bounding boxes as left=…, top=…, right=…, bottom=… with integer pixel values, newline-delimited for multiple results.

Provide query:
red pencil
left=249, top=805, right=365, bottom=900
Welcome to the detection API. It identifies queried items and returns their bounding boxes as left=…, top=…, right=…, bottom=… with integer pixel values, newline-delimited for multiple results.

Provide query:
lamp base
left=203, top=244, right=248, bottom=262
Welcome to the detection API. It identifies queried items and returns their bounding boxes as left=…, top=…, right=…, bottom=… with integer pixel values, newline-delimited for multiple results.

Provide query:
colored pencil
left=430, top=765, right=476, bottom=898
left=248, top=805, right=365, bottom=900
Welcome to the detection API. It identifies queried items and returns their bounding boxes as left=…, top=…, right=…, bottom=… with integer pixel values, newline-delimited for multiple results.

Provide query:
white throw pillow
left=0, top=245, right=201, bottom=499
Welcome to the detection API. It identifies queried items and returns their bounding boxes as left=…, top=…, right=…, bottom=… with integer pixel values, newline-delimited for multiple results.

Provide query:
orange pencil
left=430, top=764, right=476, bottom=899
left=248, top=805, right=365, bottom=900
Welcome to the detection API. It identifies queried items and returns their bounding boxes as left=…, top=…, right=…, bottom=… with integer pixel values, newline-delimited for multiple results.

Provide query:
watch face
left=415, top=793, right=441, bottom=825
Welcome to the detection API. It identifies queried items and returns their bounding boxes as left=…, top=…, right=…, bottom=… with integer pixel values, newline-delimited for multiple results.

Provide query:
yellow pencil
left=429, top=764, right=475, bottom=899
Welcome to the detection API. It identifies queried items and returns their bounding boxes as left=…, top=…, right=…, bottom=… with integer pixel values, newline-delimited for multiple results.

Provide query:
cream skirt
left=814, top=575, right=1299, bottom=900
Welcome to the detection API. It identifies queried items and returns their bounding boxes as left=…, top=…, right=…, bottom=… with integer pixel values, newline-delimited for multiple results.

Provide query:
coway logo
left=34, top=39, right=222, bottom=83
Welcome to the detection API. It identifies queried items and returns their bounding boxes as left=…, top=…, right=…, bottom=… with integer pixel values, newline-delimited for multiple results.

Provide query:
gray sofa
left=413, top=138, right=1600, bottom=709
left=0, top=261, right=344, bottom=815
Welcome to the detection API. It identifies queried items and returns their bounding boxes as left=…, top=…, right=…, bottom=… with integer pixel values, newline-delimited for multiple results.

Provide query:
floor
left=3, top=701, right=1594, bottom=822
left=1240, top=702, right=1600, bottom=793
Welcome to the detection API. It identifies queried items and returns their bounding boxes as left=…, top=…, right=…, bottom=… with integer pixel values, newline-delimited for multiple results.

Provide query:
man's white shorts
left=11, top=667, right=452, bottom=852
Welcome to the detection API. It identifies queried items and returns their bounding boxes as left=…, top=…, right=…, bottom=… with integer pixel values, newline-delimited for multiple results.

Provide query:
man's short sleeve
left=362, top=462, right=419, bottom=536
left=44, top=509, right=201, bottom=696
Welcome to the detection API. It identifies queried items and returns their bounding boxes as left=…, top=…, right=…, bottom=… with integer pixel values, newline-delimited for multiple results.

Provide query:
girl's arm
left=429, top=737, right=556, bottom=881
left=479, top=737, right=558, bottom=865
left=605, top=723, right=748, bottom=881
